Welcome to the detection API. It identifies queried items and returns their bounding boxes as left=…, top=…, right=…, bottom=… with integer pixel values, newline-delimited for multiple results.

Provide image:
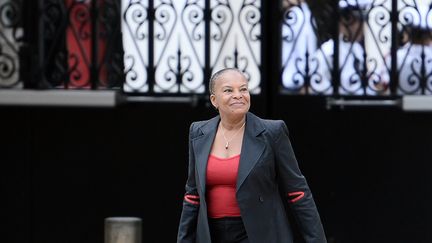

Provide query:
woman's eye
left=224, top=89, right=232, bottom=93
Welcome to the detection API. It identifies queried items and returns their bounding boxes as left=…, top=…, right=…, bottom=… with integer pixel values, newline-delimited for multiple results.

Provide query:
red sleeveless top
left=206, top=154, right=242, bottom=218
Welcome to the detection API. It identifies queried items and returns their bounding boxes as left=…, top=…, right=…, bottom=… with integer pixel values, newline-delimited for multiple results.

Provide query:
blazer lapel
left=236, top=112, right=266, bottom=192
left=193, top=116, right=219, bottom=196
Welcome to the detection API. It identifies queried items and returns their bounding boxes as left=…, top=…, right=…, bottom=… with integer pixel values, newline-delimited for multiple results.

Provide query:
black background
left=2, top=96, right=432, bottom=243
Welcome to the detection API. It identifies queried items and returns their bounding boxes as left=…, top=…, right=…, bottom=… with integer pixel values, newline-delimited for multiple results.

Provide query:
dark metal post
left=332, top=2, right=340, bottom=96
left=91, top=0, right=99, bottom=89
left=420, top=45, right=426, bottom=94
left=390, top=0, right=398, bottom=94
left=38, top=0, right=45, bottom=88
left=204, top=0, right=210, bottom=92
left=148, top=0, right=154, bottom=93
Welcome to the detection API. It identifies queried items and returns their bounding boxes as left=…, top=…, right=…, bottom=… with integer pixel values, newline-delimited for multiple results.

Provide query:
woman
left=177, top=68, right=326, bottom=243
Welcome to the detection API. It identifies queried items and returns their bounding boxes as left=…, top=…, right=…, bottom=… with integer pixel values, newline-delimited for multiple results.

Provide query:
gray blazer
left=177, top=112, right=326, bottom=243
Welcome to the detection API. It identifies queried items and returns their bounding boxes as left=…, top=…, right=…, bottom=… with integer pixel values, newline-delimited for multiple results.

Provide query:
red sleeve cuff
left=184, top=194, right=200, bottom=205
left=287, top=191, right=305, bottom=203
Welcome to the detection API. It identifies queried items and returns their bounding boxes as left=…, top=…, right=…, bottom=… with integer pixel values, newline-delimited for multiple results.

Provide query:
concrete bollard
left=105, top=217, right=142, bottom=243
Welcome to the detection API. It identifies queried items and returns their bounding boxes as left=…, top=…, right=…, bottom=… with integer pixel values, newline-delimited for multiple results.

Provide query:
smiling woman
left=209, top=69, right=250, bottom=158
left=177, top=68, right=327, bottom=243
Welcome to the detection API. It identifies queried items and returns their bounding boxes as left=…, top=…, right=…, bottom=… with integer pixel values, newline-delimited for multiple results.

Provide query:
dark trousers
left=209, top=217, right=249, bottom=243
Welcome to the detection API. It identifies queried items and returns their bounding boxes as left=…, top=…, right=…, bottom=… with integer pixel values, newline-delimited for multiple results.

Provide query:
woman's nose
left=232, top=89, right=242, bottom=98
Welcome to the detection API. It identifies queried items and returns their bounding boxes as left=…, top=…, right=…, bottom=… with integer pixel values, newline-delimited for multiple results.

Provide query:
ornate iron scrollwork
left=122, top=0, right=150, bottom=92
left=279, top=0, right=432, bottom=96
left=211, top=0, right=261, bottom=94
left=281, top=1, right=319, bottom=94
left=39, top=0, right=122, bottom=89
left=0, top=0, right=23, bottom=88
left=153, top=0, right=204, bottom=93
left=396, top=1, right=432, bottom=94
left=121, top=0, right=262, bottom=94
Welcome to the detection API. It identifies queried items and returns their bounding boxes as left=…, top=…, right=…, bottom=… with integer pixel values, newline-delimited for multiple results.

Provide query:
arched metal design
left=153, top=0, right=205, bottom=93
left=121, top=0, right=262, bottom=94
left=97, top=0, right=124, bottom=88
left=280, top=0, right=418, bottom=96
left=65, top=0, right=92, bottom=88
left=0, top=0, right=23, bottom=88
left=211, top=0, right=261, bottom=94
left=281, top=0, right=432, bottom=96
left=281, top=0, right=319, bottom=94
left=40, top=0, right=68, bottom=88
left=396, top=0, right=432, bottom=95
left=38, top=0, right=123, bottom=89
left=122, top=0, right=150, bottom=92
left=334, top=0, right=392, bottom=95
left=364, top=0, right=392, bottom=95
left=4, top=0, right=432, bottom=98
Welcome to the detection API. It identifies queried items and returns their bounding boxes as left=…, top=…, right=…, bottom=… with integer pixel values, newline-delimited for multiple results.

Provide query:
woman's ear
left=210, top=94, right=218, bottom=109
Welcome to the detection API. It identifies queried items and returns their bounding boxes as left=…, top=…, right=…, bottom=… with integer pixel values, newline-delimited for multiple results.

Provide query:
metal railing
left=1, top=0, right=432, bottom=102
left=280, top=0, right=432, bottom=96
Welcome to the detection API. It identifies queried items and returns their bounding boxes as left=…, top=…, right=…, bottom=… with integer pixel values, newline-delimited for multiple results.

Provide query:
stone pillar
left=105, top=217, right=142, bottom=243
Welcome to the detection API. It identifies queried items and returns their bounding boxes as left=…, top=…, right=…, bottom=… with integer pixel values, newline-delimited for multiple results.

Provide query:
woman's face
left=210, top=71, right=250, bottom=119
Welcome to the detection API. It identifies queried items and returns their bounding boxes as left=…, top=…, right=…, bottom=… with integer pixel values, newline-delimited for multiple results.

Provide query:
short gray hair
left=209, top=68, right=245, bottom=94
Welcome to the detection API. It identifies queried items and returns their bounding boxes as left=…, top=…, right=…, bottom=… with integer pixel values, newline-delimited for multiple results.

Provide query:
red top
left=206, top=154, right=242, bottom=218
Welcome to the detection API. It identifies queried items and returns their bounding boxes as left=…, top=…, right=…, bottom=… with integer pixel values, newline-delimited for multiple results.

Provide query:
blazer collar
left=193, top=116, right=219, bottom=196
left=193, top=112, right=266, bottom=195
left=236, top=112, right=266, bottom=191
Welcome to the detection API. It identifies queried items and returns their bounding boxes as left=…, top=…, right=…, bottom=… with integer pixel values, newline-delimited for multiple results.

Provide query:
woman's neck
left=219, top=115, right=246, bottom=131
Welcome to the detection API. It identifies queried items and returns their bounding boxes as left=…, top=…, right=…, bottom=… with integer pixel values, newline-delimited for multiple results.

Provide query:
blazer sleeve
left=177, top=122, right=200, bottom=243
left=273, top=120, right=327, bottom=243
